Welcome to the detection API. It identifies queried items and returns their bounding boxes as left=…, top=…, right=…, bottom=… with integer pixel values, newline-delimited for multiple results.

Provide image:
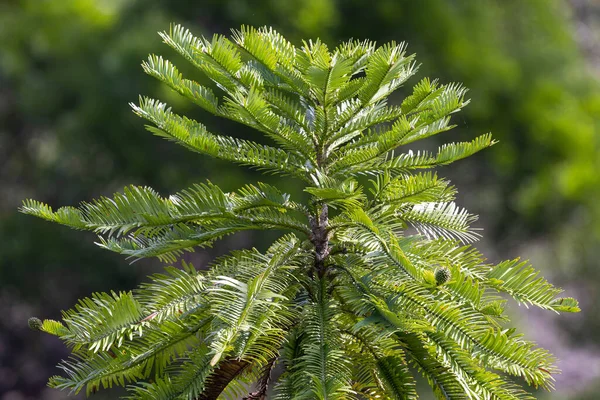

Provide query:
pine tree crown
left=21, top=24, right=579, bottom=399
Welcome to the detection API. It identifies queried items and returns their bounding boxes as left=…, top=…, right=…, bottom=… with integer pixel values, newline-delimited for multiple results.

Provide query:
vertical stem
left=312, top=95, right=329, bottom=278
left=310, top=203, right=330, bottom=278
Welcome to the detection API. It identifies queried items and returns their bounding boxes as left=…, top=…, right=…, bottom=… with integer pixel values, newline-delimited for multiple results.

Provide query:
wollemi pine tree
left=22, top=25, right=580, bottom=399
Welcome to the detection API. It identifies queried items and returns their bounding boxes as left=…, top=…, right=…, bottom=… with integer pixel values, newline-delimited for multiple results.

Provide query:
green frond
left=401, top=77, right=442, bottom=114
left=386, top=282, right=557, bottom=389
left=408, top=238, right=491, bottom=280
left=358, top=42, right=417, bottom=106
left=369, top=171, right=456, bottom=205
left=404, top=81, right=468, bottom=117
left=97, top=224, right=235, bottom=263
left=220, top=86, right=289, bottom=142
left=142, top=54, right=219, bottom=113
left=50, top=352, right=145, bottom=395
left=340, top=254, right=558, bottom=393
left=40, top=319, right=70, bottom=337
left=132, top=97, right=311, bottom=179
left=332, top=209, right=422, bottom=281
left=159, top=25, right=241, bottom=95
left=343, top=133, right=496, bottom=177
left=433, top=133, right=496, bottom=164
left=263, top=88, right=311, bottom=133
left=399, top=201, right=481, bottom=243
left=336, top=110, right=412, bottom=154
left=443, top=271, right=485, bottom=311
left=476, top=329, right=557, bottom=389
left=20, top=200, right=87, bottom=230
left=135, top=262, right=206, bottom=323
left=299, top=43, right=354, bottom=107
left=486, top=258, right=581, bottom=312
left=60, top=291, right=144, bottom=352
left=427, top=331, right=536, bottom=400
left=337, top=317, right=418, bottom=400
left=327, top=103, right=404, bottom=152
left=231, top=25, right=309, bottom=96
left=305, top=177, right=366, bottom=210
left=21, top=181, right=309, bottom=262
left=159, top=25, right=317, bottom=159
left=332, top=131, right=495, bottom=177
left=334, top=38, right=376, bottom=77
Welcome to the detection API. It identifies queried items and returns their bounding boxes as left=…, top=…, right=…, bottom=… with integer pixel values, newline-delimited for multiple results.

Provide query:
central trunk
left=310, top=203, right=330, bottom=278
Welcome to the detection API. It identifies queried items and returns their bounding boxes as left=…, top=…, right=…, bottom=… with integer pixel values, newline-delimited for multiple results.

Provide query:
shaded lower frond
left=387, top=282, right=557, bottom=389
left=477, top=329, right=557, bottom=389
left=340, top=257, right=557, bottom=393
left=41, top=263, right=210, bottom=379
left=375, top=356, right=419, bottom=400
left=206, top=235, right=303, bottom=367
left=45, top=236, right=306, bottom=397
left=335, top=275, right=463, bottom=399
left=125, top=345, right=214, bottom=400
left=271, top=328, right=305, bottom=400
left=196, top=359, right=250, bottom=400
left=338, top=316, right=418, bottom=400
left=401, top=332, right=467, bottom=399
left=427, top=331, right=536, bottom=400
left=240, top=357, right=277, bottom=399
left=49, top=318, right=206, bottom=395
left=291, top=278, right=355, bottom=399
left=50, top=352, right=144, bottom=396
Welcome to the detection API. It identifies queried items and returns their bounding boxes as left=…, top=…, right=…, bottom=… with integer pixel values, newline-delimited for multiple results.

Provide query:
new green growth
left=22, top=25, right=579, bottom=399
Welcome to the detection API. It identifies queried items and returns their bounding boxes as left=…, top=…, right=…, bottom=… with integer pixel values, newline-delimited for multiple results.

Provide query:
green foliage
left=22, top=24, right=579, bottom=399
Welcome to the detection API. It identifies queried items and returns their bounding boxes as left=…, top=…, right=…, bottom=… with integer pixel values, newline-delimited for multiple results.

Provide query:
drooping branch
left=196, top=359, right=249, bottom=400
left=242, top=357, right=278, bottom=400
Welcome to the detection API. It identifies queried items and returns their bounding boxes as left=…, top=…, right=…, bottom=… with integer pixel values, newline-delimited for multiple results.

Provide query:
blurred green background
left=1, top=0, right=599, bottom=399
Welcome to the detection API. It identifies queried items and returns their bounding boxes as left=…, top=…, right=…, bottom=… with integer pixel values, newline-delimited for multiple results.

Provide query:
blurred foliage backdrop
left=1, top=0, right=599, bottom=399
